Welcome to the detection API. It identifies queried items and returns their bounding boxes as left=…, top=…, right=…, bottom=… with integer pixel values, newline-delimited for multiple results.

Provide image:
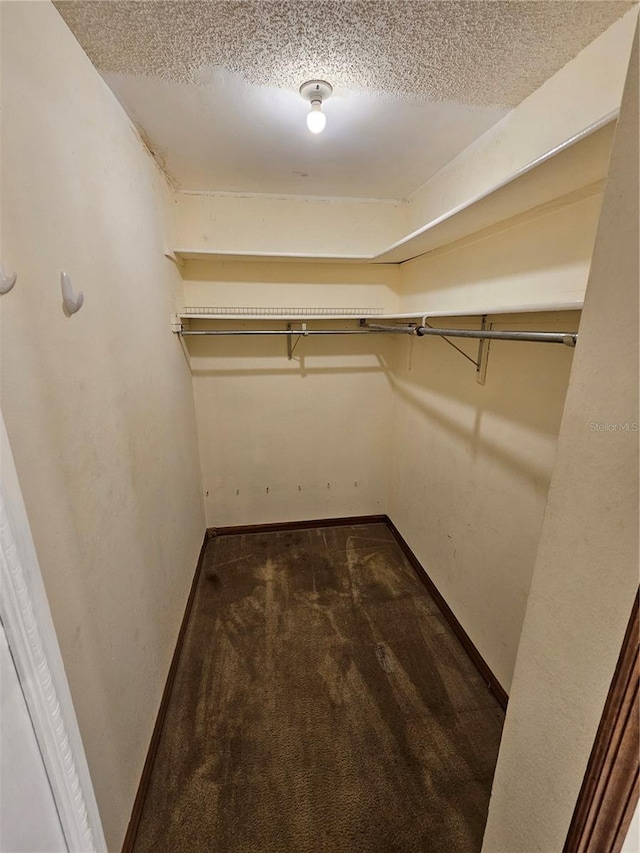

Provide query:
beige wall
left=0, top=3, right=205, bottom=849
left=183, top=261, right=400, bottom=527
left=172, top=191, right=405, bottom=258
left=388, top=190, right=603, bottom=692
left=482, top=26, right=638, bottom=852
left=400, top=190, right=603, bottom=315
left=182, top=259, right=400, bottom=314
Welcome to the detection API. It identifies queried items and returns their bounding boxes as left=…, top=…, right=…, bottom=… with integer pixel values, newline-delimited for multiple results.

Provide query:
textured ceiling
left=54, top=0, right=634, bottom=198
left=55, top=1, right=633, bottom=107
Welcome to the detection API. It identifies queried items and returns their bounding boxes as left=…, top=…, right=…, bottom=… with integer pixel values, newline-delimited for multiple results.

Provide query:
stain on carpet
left=133, top=523, right=504, bottom=853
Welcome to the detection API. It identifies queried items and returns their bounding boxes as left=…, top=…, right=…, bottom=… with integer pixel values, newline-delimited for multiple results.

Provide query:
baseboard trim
left=385, top=516, right=509, bottom=710
left=209, top=514, right=388, bottom=538
left=121, top=532, right=209, bottom=853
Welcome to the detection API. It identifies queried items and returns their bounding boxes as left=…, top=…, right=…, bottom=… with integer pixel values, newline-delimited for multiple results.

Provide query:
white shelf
left=172, top=250, right=371, bottom=264
left=375, top=116, right=614, bottom=264
left=370, top=301, right=583, bottom=319
left=177, top=299, right=583, bottom=323
left=170, top=114, right=615, bottom=268
left=177, top=307, right=385, bottom=320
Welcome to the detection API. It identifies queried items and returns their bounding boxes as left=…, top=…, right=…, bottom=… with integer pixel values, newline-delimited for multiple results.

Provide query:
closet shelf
left=169, top=114, right=615, bottom=268
left=374, top=118, right=613, bottom=264
left=175, top=298, right=583, bottom=324
left=176, top=307, right=386, bottom=320
left=170, top=250, right=370, bottom=264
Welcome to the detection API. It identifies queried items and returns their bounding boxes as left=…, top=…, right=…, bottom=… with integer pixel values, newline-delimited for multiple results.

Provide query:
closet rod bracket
left=413, top=315, right=578, bottom=381
left=359, top=320, right=417, bottom=334
left=476, top=316, right=490, bottom=385
left=287, top=323, right=309, bottom=359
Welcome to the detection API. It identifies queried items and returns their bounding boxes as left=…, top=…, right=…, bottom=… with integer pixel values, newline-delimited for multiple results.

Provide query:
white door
left=1, top=621, right=67, bottom=852
left=0, top=412, right=106, bottom=852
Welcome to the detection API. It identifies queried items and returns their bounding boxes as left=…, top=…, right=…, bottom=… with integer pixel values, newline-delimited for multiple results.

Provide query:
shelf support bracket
left=476, top=316, right=491, bottom=385
left=164, top=250, right=184, bottom=268
left=287, top=323, right=307, bottom=360
left=421, top=315, right=492, bottom=381
left=421, top=318, right=481, bottom=371
left=171, top=316, right=191, bottom=368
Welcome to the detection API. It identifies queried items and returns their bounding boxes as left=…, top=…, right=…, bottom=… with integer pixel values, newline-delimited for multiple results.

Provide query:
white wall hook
left=0, top=261, right=17, bottom=295
left=61, top=271, right=84, bottom=316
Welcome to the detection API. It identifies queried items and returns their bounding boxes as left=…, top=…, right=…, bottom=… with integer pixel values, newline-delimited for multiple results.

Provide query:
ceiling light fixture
left=299, top=80, right=332, bottom=134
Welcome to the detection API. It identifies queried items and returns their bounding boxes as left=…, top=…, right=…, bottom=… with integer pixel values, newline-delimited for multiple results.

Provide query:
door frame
left=0, top=413, right=106, bottom=851
left=564, top=591, right=639, bottom=853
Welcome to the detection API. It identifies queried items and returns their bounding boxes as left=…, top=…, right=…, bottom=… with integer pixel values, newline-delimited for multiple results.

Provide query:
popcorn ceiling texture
left=54, top=0, right=633, bottom=108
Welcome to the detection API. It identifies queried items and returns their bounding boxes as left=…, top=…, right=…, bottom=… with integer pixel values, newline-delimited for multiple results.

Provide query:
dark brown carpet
left=133, top=523, right=504, bottom=853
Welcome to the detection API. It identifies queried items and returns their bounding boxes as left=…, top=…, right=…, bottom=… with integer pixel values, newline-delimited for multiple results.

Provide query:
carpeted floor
left=133, top=523, right=504, bottom=853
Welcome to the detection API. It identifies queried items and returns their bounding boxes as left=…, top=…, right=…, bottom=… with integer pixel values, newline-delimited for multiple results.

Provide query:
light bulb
left=306, top=101, right=326, bottom=134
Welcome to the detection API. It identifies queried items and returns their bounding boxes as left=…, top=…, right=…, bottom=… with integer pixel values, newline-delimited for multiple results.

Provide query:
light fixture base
left=299, top=80, right=333, bottom=103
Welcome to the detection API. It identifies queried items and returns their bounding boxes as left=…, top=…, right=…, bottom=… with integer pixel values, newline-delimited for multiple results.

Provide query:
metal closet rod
left=417, top=326, right=576, bottom=346
left=180, top=328, right=401, bottom=336
left=180, top=324, right=577, bottom=346
left=365, top=323, right=577, bottom=347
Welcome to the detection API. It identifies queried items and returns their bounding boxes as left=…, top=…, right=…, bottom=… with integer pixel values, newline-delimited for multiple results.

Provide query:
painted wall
left=172, top=191, right=405, bottom=258
left=400, top=191, right=603, bottom=315
left=181, top=259, right=400, bottom=313
left=623, top=805, right=640, bottom=853
left=183, top=261, right=399, bottom=527
left=388, top=191, right=603, bottom=692
left=482, top=26, right=639, bottom=852
left=0, top=3, right=205, bottom=849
